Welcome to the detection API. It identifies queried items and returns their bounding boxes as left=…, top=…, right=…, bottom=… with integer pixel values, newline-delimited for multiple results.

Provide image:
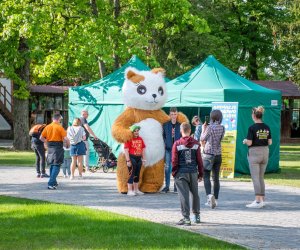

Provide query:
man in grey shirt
left=80, top=110, right=99, bottom=172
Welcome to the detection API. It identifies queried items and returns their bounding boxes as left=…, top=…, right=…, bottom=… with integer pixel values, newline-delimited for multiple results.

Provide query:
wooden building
left=254, top=81, right=300, bottom=143
left=29, top=85, right=70, bottom=129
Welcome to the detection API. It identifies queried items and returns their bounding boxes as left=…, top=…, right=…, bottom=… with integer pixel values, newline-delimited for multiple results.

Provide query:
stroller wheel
left=103, top=165, right=109, bottom=173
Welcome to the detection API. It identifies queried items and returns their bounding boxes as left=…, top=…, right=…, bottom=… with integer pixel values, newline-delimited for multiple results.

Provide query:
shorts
left=70, top=141, right=86, bottom=156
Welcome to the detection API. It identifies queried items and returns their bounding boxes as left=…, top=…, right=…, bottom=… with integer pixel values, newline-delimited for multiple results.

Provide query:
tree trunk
left=13, top=98, right=30, bottom=150
left=248, top=48, right=259, bottom=80
left=90, top=0, right=107, bottom=78
left=113, top=0, right=120, bottom=70
left=13, top=37, right=31, bottom=150
left=98, top=59, right=106, bottom=78
left=90, top=0, right=98, bottom=16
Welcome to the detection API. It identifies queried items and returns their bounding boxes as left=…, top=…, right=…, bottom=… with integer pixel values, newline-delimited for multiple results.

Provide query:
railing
left=0, top=83, right=13, bottom=126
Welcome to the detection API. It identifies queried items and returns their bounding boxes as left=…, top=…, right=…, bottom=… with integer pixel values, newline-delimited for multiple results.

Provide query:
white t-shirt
left=67, top=126, right=86, bottom=145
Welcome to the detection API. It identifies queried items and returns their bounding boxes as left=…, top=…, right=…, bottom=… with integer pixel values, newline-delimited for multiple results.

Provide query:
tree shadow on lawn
left=0, top=196, right=243, bottom=250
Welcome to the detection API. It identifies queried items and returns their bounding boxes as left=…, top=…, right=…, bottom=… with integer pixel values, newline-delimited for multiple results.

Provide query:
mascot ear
left=151, top=68, right=165, bottom=77
left=125, top=67, right=145, bottom=84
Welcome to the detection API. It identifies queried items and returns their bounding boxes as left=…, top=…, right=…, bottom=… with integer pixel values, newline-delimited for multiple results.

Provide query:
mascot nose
left=152, top=94, right=157, bottom=99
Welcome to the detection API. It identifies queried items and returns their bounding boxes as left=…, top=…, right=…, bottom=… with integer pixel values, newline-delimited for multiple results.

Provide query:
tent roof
left=69, top=55, right=150, bottom=104
left=166, top=55, right=281, bottom=107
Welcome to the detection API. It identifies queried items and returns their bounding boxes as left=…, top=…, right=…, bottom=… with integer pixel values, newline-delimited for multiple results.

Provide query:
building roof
left=254, top=81, right=300, bottom=99
left=29, top=85, right=70, bottom=94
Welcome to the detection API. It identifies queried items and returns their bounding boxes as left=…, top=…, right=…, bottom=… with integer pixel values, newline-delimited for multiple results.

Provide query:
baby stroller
left=90, top=137, right=117, bottom=173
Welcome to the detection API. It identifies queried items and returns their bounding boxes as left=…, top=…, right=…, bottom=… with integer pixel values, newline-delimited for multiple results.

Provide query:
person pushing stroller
left=124, top=125, right=146, bottom=196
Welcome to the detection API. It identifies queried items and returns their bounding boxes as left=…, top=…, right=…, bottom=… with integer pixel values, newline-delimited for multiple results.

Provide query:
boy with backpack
left=172, top=122, right=203, bottom=225
left=29, top=123, right=49, bottom=178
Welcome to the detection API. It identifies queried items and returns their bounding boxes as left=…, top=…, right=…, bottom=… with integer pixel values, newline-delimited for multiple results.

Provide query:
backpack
left=29, top=124, right=47, bottom=138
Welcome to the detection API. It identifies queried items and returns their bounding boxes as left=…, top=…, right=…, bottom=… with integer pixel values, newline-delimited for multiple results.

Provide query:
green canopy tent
left=69, top=55, right=151, bottom=165
left=165, top=55, right=281, bottom=174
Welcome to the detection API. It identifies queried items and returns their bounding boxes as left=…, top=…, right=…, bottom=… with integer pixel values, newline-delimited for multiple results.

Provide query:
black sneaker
left=48, top=186, right=57, bottom=190
left=177, top=218, right=191, bottom=226
left=161, top=187, right=170, bottom=193
left=41, top=173, right=50, bottom=178
left=54, top=183, right=58, bottom=188
left=193, top=214, right=201, bottom=224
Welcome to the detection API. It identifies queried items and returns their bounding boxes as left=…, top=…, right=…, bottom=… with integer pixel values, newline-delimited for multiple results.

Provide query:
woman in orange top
left=124, top=125, right=146, bottom=196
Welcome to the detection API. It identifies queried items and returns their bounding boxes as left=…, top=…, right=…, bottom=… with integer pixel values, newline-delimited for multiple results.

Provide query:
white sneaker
left=63, top=175, right=67, bottom=178
left=206, top=194, right=216, bottom=209
left=215, top=199, right=218, bottom=207
left=135, top=190, right=144, bottom=195
left=127, top=191, right=136, bottom=196
left=246, top=200, right=263, bottom=208
left=70, top=176, right=74, bottom=180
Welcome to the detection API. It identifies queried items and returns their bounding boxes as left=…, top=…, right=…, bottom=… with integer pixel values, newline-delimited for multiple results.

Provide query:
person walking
left=67, top=118, right=86, bottom=180
left=192, top=115, right=202, bottom=141
left=243, top=106, right=272, bottom=208
left=124, top=125, right=146, bottom=196
left=200, top=110, right=225, bottom=209
left=29, top=123, right=49, bottom=178
left=172, top=122, right=203, bottom=225
left=162, top=107, right=182, bottom=193
left=62, top=142, right=71, bottom=178
left=40, top=114, right=69, bottom=190
left=80, top=110, right=99, bottom=172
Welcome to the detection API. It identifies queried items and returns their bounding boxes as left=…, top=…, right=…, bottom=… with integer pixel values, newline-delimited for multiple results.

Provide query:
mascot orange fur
left=112, top=67, right=187, bottom=193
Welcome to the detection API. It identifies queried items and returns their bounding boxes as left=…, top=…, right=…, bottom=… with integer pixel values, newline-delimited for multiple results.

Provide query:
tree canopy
left=0, top=0, right=299, bottom=149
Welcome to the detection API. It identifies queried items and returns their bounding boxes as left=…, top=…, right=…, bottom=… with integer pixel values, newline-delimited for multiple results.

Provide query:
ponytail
left=252, top=106, right=264, bottom=119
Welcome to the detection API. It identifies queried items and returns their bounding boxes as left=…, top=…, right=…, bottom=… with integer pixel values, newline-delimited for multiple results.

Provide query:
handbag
left=202, top=153, right=214, bottom=171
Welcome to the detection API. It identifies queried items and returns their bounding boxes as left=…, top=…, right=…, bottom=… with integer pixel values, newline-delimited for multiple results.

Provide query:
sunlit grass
left=233, top=144, right=300, bottom=187
left=0, top=196, right=243, bottom=250
left=0, top=148, right=35, bottom=166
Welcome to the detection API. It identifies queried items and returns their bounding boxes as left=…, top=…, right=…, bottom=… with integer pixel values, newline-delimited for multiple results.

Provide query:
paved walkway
left=0, top=167, right=299, bottom=250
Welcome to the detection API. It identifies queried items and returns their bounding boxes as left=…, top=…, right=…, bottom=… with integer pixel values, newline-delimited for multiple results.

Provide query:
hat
left=130, top=125, right=141, bottom=132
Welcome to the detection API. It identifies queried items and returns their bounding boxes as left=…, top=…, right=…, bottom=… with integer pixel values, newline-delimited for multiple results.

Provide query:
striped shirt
left=200, top=122, right=225, bottom=156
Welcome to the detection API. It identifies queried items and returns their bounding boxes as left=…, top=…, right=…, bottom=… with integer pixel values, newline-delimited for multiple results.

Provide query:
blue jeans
left=62, top=158, right=71, bottom=176
left=165, top=150, right=172, bottom=188
left=48, top=165, right=60, bottom=187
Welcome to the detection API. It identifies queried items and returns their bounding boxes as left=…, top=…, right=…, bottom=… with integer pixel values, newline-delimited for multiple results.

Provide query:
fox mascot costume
left=112, top=67, right=187, bottom=193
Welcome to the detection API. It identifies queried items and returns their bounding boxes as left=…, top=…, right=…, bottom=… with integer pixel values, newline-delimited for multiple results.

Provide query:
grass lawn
left=233, top=144, right=300, bottom=188
left=0, top=148, right=35, bottom=166
left=0, top=196, right=243, bottom=250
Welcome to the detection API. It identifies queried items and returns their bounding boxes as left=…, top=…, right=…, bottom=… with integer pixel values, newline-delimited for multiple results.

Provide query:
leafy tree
left=0, top=0, right=209, bottom=149
left=192, top=0, right=292, bottom=80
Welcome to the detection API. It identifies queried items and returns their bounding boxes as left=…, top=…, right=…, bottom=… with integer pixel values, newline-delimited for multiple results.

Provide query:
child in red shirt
left=124, top=125, right=146, bottom=196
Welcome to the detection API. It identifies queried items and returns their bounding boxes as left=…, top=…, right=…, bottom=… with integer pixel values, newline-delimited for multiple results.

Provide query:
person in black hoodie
left=29, top=123, right=49, bottom=178
left=172, top=122, right=204, bottom=225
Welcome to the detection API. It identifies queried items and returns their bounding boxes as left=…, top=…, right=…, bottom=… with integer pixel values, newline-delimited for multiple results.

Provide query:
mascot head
left=122, top=67, right=167, bottom=110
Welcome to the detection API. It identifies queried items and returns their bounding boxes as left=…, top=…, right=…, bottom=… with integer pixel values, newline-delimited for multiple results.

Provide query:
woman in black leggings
left=200, top=110, right=225, bottom=209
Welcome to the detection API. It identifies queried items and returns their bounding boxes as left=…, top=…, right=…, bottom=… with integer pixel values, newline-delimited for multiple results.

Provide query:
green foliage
left=192, top=0, right=293, bottom=80
left=0, top=0, right=299, bottom=97
left=0, top=0, right=210, bottom=88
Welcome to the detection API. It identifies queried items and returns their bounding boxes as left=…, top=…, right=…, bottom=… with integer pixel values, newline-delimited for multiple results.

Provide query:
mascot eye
left=137, top=85, right=147, bottom=95
left=158, top=86, right=164, bottom=96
